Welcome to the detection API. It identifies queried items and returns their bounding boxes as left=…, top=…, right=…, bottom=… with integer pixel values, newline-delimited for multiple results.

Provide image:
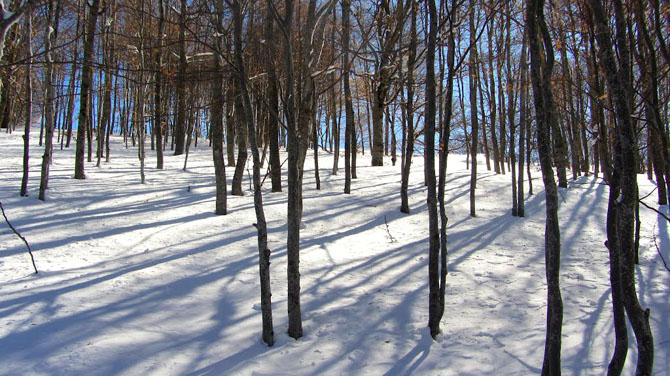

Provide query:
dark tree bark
left=313, top=110, right=320, bottom=190
left=400, top=2, right=417, bottom=214
left=486, top=16, right=500, bottom=175
left=39, top=0, right=60, bottom=200
left=468, top=4, right=478, bottom=218
left=65, top=7, right=80, bottom=149
left=370, top=0, right=408, bottom=166
left=0, top=0, right=35, bottom=63
left=231, top=0, right=274, bottom=346
left=231, top=79, right=248, bottom=196
left=269, top=0, right=336, bottom=339
left=154, top=0, right=165, bottom=169
left=211, top=7, right=227, bottom=216
left=173, top=0, right=187, bottom=156
left=633, top=0, right=670, bottom=205
left=504, top=8, right=517, bottom=216
left=426, top=0, right=444, bottom=340
left=436, top=0, right=458, bottom=337
left=342, top=0, right=354, bottom=194
left=264, top=8, right=282, bottom=192
left=226, top=83, right=236, bottom=167
left=588, top=0, right=655, bottom=373
left=97, top=10, right=113, bottom=169
left=330, top=82, right=340, bottom=175
left=517, top=31, right=528, bottom=217
left=20, top=10, right=31, bottom=198
left=74, top=0, right=101, bottom=180
left=526, top=0, right=563, bottom=373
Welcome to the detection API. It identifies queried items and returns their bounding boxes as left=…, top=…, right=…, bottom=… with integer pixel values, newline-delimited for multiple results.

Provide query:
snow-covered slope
left=1, top=131, right=668, bottom=375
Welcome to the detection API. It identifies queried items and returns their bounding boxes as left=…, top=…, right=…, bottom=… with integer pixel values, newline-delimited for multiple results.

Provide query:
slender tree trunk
left=97, top=13, right=112, bottom=168
left=137, top=83, right=146, bottom=184
left=468, top=5, right=478, bottom=218
left=232, top=0, right=273, bottom=345
left=155, top=0, right=165, bottom=169
left=426, top=0, right=443, bottom=340
left=20, top=11, right=31, bottom=197
left=173, top=0, right=187, bottom=155
left=517, top=31, right=528, bottom=217
left=39, top=0, right=60, bottom=200
left=313, top=110, right=320, bottom=190
left=226, top=84, right=236, bottom=167
left=331, top=82, right=340, bottom=175
left=436, top=0, right=458, bottom=334
left=74, top=0, right=100, bottom=180
left=486, top=18, right=500, bottom=174
left=506, top=10, right=517, bottom=216
left=589, top=0, right=654, bottom=372
left=527, top=0, right=563, bottom=373
left=264, top=8, right=281, bottom=192
left=342, top=0, right=353, bottom=194
left=400, top=3, right=417, bottom=214
left=231, top=80, right=248, bottom=196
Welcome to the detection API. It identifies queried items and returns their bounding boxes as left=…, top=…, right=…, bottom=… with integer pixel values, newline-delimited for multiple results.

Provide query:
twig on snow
left=652, top=224, right=670, bottom=274
left=384, top=215, right=396, bottom=243
left=0, top=201, right=38, bottom=274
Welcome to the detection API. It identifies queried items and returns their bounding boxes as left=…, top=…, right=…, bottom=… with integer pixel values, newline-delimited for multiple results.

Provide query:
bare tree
left=399, top=1, right=417, bottom=214
left=342, top=0, right=354, bottom=194
left=74, top=0, right=102, bottom=180
left=588, top=0, right=655, bottom=372
left=228, top=0, right=274, bottom=346
left=370, top=0, right=409, bottom=166
left=269, top=0, right=336, bottom=339
left=468, top=1, right=479, bottom=217
left=39, top=0, right=61, bottom=200
left=20, top=10, right=31, bottom=197
left=526, top=0, right=563, bottom=372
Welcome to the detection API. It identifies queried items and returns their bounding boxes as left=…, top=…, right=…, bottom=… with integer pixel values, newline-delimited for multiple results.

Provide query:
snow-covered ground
left=0, top=130, right=668, bottom=375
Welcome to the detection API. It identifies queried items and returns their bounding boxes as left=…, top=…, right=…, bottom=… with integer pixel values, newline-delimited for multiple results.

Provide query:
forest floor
left=0, top=130, right=669, bottom=375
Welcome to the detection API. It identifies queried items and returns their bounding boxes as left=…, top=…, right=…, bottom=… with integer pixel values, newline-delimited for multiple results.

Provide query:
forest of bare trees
left=1, top=0, right=668, bottom=373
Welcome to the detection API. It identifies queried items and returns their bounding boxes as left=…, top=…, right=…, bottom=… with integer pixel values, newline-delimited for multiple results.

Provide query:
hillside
left=0, top=131, right=668, bottom=375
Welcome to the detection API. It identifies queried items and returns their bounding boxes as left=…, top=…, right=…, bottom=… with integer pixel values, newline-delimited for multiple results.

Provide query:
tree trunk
left=588, top=0, right=655, bottom=372
left=468, top=5, right=478, bottom=218
left=173, top=0, right=187, bottom=156
left=154, top=0, right=165, bottom=169
left=74, top=0, right=100, bottom=180
left=426, top=0, right=443, bottom=340
left=39, top=0, right=60, bottom=200
left=97, top=12, right=112, bottom=168
left=264, top=8, right=282, bottom=192
left=527, top=0, right=563, bottom=373
left=231, top=80, right=248, bottom=196
left=517, top=31, right=528, bottom=217
left=342, top=0, right=353, bottom=194
left=400, top=2, right=417, bottom=214
left=20, top=11, right=31, bottom=198
left=232, top=0, right=273, bottom=345
left=226, top=83, right=236, bottom=167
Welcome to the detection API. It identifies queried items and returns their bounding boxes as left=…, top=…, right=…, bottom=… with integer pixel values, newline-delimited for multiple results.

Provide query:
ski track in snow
left=0, top=131, right=668, bottom=375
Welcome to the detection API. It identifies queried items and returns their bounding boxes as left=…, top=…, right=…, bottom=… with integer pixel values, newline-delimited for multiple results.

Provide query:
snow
left=0, top=130, right=668, bottom=375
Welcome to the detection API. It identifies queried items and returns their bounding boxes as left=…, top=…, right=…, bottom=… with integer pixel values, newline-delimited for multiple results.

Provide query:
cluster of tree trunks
left=2, top=0, right=665, bottom=370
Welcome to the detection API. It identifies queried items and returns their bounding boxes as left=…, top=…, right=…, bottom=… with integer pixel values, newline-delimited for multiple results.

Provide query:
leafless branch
left=0, top=201, right=38, bottom=274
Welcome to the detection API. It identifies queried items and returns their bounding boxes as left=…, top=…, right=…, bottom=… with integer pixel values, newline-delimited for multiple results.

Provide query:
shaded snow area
left=1, top=131, right=668, bottom=375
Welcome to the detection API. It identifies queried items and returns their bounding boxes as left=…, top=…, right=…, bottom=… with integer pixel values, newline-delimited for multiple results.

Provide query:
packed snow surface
left=0, top=131, right=668, bottom=375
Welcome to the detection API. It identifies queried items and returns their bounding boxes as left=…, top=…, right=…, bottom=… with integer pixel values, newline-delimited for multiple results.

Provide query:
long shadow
left=383, top=330, right=433, bottom=376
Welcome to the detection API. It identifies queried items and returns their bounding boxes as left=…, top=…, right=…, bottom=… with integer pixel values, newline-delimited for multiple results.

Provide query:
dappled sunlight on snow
left=0, top=131, right=668, bottom=375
